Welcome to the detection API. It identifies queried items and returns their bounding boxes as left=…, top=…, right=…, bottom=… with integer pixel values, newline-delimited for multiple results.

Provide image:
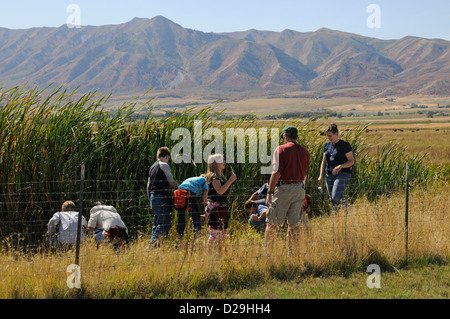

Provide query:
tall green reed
left=0, top=85, right=433, bottom=247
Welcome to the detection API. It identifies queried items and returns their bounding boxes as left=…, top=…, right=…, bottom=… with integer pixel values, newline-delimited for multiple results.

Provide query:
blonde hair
left=204, top=154, right=226, bottom=184
left=61, top=201, right=77, bottom=212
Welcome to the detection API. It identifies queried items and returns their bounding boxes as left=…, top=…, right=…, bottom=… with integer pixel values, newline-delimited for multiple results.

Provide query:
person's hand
left=332, top=165, right=342, bottom=175
left=252, top=214, right=259, bottom=221
left=229, top=173, right=237, bottom=183
left=318, top=175, right=323, bottom=184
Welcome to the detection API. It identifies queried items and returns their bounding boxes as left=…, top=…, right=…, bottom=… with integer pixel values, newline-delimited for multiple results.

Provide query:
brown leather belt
left=278, top=181, right=303, bottom=185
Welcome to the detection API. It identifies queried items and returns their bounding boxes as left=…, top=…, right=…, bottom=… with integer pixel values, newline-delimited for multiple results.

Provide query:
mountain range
left=0, top=16, right=449, bottom=98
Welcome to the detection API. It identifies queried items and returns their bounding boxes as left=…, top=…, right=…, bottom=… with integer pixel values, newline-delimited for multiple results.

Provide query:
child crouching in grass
left=175, top=175, right=208, bottom=239
left=245, top=200, right=268, bottom=234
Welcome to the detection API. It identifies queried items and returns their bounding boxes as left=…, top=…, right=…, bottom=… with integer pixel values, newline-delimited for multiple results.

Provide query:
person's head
left=204, top=154, right=225, bottom=183
left=62, top=201, right=77, bottom=212
left=244, top=200, right=258, bottom=214
left=92, top=201, right=103, bottom=207
left=157, top=147, right=171, bottom=162
left=281, top=126, right=298, bottom=142
left=325, top=123, right=339, bottom=143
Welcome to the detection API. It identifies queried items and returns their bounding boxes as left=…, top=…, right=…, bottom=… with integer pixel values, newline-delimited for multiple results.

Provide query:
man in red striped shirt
left=265, top=126, right=310, bottom=256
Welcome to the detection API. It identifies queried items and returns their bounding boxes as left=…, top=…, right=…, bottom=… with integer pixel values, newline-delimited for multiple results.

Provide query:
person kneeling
left=87, top=202, right=128, bottom=249
left=245, top=200, right=267, bottom=234
left=46, top=201, right=87, bottom=249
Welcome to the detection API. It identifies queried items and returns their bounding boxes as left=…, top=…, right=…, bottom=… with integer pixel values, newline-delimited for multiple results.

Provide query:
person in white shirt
left=47, top=201, right=87, bottom=247
left=87, top=202, right=128, bottom=246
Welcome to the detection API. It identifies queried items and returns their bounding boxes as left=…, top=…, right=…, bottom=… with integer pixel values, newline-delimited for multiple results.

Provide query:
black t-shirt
left=207, top=177, right=228, bottom=205
left=147, top=160, right=170, bottom=195
left=324, top=140, right=353, bottom=174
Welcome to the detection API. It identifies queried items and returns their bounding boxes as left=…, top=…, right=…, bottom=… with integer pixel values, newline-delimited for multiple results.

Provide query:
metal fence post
left=75, top=163, right=85, bottom=266
left=405, top=163, right=409, bottom=261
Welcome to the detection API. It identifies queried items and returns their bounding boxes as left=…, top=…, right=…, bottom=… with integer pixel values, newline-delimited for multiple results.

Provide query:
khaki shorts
left=266, top=183, right=305, bottom=226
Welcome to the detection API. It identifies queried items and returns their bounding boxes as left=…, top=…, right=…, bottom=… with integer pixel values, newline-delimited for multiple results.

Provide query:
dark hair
left=157, top=147, right=171, bottom=159
left=244, top=200, right=258, bottom=210
left=282, top=126, right=298, bottom=140
left=325, top=123, right=339, bottom=134
left=285, top=131, right=298, bottom=140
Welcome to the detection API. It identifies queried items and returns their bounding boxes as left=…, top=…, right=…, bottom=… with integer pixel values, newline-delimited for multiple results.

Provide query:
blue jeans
left=150, top=193, right=172, bottom=243
left=326, top=172, right=351, bottom=206
left=248, top=215, right=266, bottom=233
left=176, top=195, right=202, bottom=237
left=94, top=229, right=105, bottom=244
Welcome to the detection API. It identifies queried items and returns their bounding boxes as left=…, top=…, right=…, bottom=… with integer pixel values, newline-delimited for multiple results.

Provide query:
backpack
left=302, top=194, right=311, bottom=213
left=174, top=189, right=191, bottom=211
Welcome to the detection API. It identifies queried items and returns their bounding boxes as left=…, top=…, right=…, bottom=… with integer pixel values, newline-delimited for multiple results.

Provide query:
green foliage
left=0, top=85, right=435, bottom=246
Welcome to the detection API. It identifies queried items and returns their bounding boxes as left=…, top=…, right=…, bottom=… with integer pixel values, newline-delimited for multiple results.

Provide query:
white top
left=48, top=211, right=87, bottom=244
left=88, top=205, right=128, bottom=234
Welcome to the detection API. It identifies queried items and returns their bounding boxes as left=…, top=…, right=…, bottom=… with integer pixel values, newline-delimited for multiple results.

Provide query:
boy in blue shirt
left=176, top=176, right=208, bottom=238
left=245, top=200, right=267, bottom=234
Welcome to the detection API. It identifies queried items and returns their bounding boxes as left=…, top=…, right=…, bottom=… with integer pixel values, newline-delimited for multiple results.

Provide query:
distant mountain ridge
left=0, top=16, right=449, bottom=97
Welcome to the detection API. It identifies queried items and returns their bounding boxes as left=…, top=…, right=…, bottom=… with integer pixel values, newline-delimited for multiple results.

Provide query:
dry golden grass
left=1, top=87, right=447, bottom=298
left=1, top=183, right=447, bottom=298
left=361, top=128, right=450, bottom=166
left=303, top=184, right=449, bottom=264
left=145, top=92, right=450, bottom=116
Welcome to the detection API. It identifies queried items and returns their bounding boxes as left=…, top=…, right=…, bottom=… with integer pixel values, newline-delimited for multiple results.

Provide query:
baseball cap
left=281, top=126, right=298, bottom=139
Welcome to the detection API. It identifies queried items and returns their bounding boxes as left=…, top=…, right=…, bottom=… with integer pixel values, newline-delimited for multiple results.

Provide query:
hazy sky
left=1, top=0, right=449, bottom=40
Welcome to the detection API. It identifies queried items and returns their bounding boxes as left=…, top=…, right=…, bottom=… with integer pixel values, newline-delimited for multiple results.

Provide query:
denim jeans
left=176, top=195, right=202, bottom=237
left=325, top=172, right=351, bottom=206
left=94, top=229, right=105, bottom=244
left=248, top=199, right=267, bottom=233
left=248, top=215, right=266, bottom=233
left=150, top=193, right=172, bottom=243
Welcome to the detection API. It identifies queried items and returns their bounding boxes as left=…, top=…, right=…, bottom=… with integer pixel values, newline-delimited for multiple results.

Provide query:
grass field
left=1, top=181, right=448, bottom=299
left=362, top=127, right=449, bottom=166
left=220, top=263, right=449, bottom=299
left=147, top=91, right=450, bottom=116
left=0, top=86, right=448, bottom=300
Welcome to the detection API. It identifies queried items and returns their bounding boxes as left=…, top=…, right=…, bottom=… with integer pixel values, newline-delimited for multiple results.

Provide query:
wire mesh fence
left=0, top=180, right=447, bottom=298
left=1, top=173, right=448, bottom=261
